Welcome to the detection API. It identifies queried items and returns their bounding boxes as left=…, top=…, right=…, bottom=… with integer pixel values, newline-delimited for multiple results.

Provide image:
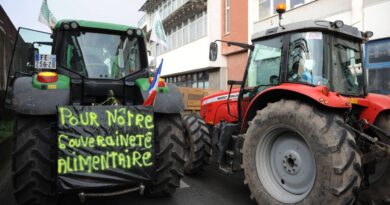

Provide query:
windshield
left=59, top=31, right=141, bottom=79
left=288, top=32, right=328, bottom=86
left=332, top=38, right=364, bottom=96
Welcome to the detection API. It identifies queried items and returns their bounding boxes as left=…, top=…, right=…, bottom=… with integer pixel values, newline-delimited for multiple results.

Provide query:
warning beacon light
left=276, top=3, right=286, bottom=14
left=276, top=3, right=286, bottom=29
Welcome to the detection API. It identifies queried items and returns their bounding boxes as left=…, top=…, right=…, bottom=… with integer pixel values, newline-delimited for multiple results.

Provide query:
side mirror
left=209, top=42, right=218, bottom=61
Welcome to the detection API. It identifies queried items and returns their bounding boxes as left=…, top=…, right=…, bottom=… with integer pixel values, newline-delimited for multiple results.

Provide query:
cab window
left=287, top=32, right=328, bottom=86
left=246, top=36, right=283, bottom=88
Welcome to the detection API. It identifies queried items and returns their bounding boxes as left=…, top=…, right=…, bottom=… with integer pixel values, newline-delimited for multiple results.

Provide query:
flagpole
left=144, top=11, right=168, bottom=106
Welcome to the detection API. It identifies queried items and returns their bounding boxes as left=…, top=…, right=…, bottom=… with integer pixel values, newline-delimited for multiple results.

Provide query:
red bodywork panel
left=353, top=93, right=390, bottom=124
left=200, top=88, right=240, bottom=125
left=200, top=83, right=352, bottom=126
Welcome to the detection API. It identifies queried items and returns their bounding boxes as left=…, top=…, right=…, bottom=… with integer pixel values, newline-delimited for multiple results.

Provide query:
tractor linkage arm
left=344, top=121, right=390, bottom=165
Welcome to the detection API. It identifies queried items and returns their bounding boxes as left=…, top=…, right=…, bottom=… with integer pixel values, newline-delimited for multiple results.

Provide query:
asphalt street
left=0, top=137, right=256, bottom=205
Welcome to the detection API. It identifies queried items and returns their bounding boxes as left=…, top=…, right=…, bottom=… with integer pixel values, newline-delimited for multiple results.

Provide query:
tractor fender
left=358, top=93, right=390, bottom=124
left=242, top=83, right=351, bottom=128
left=10, top=77, right=70, bottom=115
left=141, top=83, right=184, bottom=114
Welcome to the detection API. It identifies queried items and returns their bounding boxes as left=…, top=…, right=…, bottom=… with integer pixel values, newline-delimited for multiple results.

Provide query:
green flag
left=38, top=0, right=57, bottom=28
left=150, top=12, right=167, bottom=49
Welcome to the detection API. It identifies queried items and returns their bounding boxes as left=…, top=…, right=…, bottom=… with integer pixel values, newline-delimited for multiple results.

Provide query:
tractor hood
left=201, top=88, right=240, bottom=106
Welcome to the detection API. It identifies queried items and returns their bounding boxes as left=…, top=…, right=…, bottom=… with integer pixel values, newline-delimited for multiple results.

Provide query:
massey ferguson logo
left=202, top=93, right=239, bottom=105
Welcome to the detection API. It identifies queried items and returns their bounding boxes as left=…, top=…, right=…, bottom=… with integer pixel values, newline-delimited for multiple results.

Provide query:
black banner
left=57, top=106, right=154, bottom=192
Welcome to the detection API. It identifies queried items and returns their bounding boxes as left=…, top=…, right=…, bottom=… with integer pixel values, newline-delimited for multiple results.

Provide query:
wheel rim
left=255, top=128, right=316, bottom=203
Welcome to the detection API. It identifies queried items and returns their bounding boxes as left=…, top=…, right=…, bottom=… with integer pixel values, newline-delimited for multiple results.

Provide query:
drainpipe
left=351, top=0, right=364, bottom=30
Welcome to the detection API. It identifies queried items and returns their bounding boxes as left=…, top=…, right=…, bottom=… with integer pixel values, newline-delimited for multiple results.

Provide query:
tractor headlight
left=63, top=23, right=70, bottom=30
left=127, top=29, right=134, bottom=36
left=70, top=21, right=78, bottom=29
left=136, top=29, right=142, bottom=36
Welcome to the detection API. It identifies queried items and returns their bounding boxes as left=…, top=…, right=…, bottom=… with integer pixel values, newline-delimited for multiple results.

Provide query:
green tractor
left=4, top=20, right=186, bottom=204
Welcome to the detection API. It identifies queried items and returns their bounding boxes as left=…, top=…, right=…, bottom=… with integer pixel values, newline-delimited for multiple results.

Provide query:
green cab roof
left=55, top=19, right=138, bottom=32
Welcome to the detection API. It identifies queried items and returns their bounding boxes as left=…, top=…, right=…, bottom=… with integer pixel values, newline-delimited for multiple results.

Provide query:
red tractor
left=182, top=9, right=390, bottom=205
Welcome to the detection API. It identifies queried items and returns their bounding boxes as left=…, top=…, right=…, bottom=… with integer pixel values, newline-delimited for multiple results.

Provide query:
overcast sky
left=0, top=0, right=146, bottom=32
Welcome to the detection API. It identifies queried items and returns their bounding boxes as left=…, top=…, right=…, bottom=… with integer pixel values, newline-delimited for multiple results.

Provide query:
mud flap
left=57, top=106, right=155, bottom=193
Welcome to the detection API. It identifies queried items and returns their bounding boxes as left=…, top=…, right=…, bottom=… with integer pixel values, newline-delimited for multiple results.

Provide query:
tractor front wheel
left=12, top=115, right=57, bottom=205
left=243, top=100, right=362, bottom=205
left=145, top=114, right=185, bottom=197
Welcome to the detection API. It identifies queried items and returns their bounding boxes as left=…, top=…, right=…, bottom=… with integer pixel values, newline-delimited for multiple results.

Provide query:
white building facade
left=139, top=0, right=227, bottom=90
left=249, top=0, right=390, bottom=40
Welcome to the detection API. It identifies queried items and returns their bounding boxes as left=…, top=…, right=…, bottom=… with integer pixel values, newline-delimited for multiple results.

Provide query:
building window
left=178, top=25, right=183, bottom=47
left=192, top=74, right=198, bottom=88
left=163, top=4, right=168, bottom=18
left=204, top=12, right=208, bottom=35
left=164, top=71, right=209, bottom=88
left=156, top=43, right=160, bottom=56
left=291, top=0, right=305, bottom=8
left=183, top=22, right=189, bottom=44
left=172, top=29, right=177, bottom=49
left=259, top=0, right=314, bottom=20
left=225, top=0, right=230, bottom=34
left=190, top=17, right=196, bottom=42
left=168, top=1, right=172, bottom=15
left=154, top=11, right=208, bottom=54
left=197, top=16, right=203, bottom=38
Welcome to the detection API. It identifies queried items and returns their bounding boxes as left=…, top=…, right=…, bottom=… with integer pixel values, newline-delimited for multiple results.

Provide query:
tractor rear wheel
left=12, top=115, right=57, bottom=205
left=182, top=113, right=211, bottom=174
left=243, top=100, right=362, bottom=205
left=146, top=114, right=185, bottom=197
left=358, top=112, right=390, bottom=204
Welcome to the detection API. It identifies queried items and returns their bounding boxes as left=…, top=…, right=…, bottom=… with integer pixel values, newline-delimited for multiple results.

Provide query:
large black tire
left=146, top=114, right=185, bottom=197
left=12, top=115, right=57, bottom=205
left=243, top=100, right=362, bottom=205
left=182, top=113, right=211, bottom=174
left=359, top=113, right=390, bottom=204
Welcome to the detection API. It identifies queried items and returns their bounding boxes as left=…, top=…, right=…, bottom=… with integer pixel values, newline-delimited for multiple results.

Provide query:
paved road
left=0, top=138, right=256, bottom=205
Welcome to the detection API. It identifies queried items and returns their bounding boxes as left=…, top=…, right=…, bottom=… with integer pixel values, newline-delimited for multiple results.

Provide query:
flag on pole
left=143, top=59, right=164, bottom=106
left=38, top=0, right=57, bottom=29
left=150, top=12, right=167, bottom=49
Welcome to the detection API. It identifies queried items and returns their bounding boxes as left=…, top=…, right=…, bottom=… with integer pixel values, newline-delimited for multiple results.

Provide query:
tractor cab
left=54, top=20, right=146, bottom=80
left=208, top=19, right=377, bottom=125
left=5, top=20, right=150, bottom=110
left=246, top=24, right=365, bottom=96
